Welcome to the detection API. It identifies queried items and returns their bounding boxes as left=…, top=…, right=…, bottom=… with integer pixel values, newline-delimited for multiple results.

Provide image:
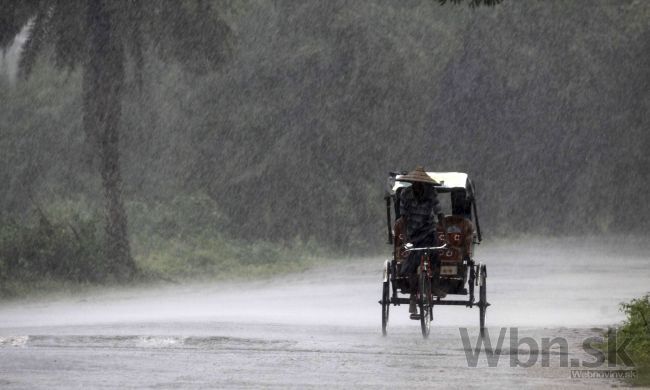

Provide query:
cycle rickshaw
left=379, top=171, right=489, bottom=338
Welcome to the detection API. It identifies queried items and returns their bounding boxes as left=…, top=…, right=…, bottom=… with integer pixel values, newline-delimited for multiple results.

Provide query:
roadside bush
left=127, top=193, right=325, bottom=281
left=0, top=194, right=331, bottom=297
left=0, top=211, right=107, bottom=296
left=620, top=294, right=650, bottom=384
left=604, top=294, right=650, bottom=385
left=134, top=234, right=305, bottom=280
left=127, top=193, right=228, bottom=243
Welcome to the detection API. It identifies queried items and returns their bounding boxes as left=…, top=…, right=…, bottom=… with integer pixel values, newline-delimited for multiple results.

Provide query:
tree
left=0, top=0, right=232, bottom=279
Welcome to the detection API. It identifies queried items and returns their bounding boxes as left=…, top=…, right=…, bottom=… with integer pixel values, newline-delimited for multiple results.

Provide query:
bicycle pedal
left=409, top=314, right=421, bottom=320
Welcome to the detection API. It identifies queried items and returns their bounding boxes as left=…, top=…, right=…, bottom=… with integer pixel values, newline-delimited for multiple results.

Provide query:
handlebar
left=402, top=243, right=448, bottom=253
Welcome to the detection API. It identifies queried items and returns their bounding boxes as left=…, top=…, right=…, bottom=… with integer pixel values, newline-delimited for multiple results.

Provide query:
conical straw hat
left=399, top=166, right=439, bottom=185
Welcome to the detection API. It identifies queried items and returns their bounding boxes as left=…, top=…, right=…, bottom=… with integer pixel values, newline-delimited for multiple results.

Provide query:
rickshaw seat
left=393, top=217, right=407, bottom=263
left=437, top=215, right=475, bottom=262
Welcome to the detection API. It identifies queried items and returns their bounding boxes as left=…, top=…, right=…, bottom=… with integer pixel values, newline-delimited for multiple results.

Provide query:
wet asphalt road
left=0, top=238, right=648, bottom=389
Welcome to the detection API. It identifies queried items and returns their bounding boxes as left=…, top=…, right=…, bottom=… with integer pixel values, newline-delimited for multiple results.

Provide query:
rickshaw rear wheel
left=381, top=279, right=390, bottom=336
left=419, top=272, right=432, bottom=338
left=478, top=264, right=487, bottom=337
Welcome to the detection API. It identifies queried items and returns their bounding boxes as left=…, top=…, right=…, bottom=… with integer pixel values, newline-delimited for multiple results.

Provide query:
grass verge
left=0, top=195, right=336, bottom=299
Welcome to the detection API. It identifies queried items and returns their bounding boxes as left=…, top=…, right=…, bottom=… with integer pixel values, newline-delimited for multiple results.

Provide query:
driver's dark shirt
left=399, top=185, right=441, bottom=244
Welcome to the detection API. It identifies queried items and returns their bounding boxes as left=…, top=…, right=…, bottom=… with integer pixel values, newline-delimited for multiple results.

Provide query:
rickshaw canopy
left=390, top=172, right=473, bottom=196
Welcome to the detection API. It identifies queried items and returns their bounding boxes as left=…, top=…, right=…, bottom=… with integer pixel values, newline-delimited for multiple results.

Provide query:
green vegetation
left=0, top=207, right=105, bottom=297
left=2, top=1, right=647, bottom=253
left=603, top=295, right=650, bottom=386
left=619, top=295, right=650, bottom=385
left=127, top=193, right=327, bottom=282
left=0, top=195, right=327, bottom=298
left=1, top=1, right=648, bottom=289
left=2, top=1, right=236, bottom=280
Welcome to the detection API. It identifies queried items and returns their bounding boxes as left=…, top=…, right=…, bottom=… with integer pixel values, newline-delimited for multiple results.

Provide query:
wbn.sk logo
left=459, top=327, right=635, bottom=368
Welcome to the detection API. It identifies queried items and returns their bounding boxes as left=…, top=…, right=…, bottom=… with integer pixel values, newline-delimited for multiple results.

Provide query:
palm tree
left=0, top=0, right=232, bottom=280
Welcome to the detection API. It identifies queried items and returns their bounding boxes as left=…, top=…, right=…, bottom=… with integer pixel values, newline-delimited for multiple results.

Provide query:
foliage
left=0, top=195, right=327, bottom=298
left=600, top=295, right=650, bottom=385
left=127, top=193, right=326, bottom=281
left=0, top=0, right=233, bottom=79
left=0, top=208, right=106, bottom=297
left=0, top=1, right=649, bottom=253
left=134, top=234, right=318, bottom=282
left=0, top=0, right=235, bottom=280
left=613, top=294, right=650, bottom=385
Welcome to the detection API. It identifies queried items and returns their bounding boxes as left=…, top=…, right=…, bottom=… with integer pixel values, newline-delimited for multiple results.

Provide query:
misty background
left=0, top=1, right=648, bottom=289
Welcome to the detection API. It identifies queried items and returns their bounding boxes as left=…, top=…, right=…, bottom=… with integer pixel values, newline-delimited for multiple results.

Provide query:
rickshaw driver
left=398, top=166, right=446, bottom=315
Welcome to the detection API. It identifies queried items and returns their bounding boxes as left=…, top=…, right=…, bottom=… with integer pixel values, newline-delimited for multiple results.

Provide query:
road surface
left=0, top=237, right=648, bottom=388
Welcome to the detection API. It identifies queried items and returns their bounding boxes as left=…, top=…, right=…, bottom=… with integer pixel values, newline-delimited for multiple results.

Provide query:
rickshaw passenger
left=447, top=190, right=475, bottom=258
left=451, top=190, right=472, bottom=219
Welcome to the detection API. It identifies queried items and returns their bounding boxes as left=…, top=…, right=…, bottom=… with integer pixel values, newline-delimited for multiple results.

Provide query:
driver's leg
left=403, top=252, right=418, bottom=314
left=409, top=293, right=417, bottom=314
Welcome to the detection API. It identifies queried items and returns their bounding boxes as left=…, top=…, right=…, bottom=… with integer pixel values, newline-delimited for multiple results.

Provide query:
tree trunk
left=83, top=0, right=135, bottom=280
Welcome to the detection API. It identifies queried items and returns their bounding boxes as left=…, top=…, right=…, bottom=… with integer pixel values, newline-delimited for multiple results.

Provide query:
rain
left=0, top=1, right=649, bottom=388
